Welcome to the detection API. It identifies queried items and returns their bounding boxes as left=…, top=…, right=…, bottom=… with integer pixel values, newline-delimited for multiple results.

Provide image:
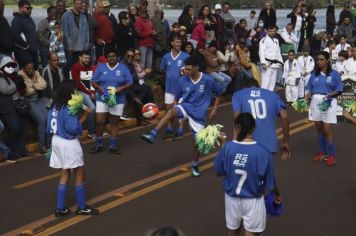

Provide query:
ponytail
left=234, top=113, right=256, bottom=141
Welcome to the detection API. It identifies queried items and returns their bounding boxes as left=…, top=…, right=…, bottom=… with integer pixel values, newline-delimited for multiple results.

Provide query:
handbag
left=13, top=98, right=31, bottom=114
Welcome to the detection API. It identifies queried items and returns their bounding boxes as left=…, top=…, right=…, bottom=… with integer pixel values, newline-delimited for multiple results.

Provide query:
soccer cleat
left=192, top=166, right=200, bottom=177
left=109, top=146, right=122, bottom=155
left=161, top=131, right=175, bottom=140
left=313, top=152, right=327, bottom=161
left=76, top=205, right=99, bottom=215
left=55, top=208, right=71, bottom=217
left=326, top=156, right=336, bottom=166
left=141, top=133, right=156, bottom=144
left=89, top=145, right=103, bottom=153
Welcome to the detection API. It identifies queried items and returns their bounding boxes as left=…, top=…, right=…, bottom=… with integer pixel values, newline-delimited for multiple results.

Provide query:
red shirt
left=93, top=12, right=114, bottom=44
left=134, top=16, right=154, bottom=47
left=191, top=21, right=206, bottom=50
left=70, top=62, right=95, bottom=95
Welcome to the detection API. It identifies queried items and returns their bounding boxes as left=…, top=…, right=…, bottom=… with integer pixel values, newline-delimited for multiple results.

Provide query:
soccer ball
left=141, top=103, right=159, bottom=119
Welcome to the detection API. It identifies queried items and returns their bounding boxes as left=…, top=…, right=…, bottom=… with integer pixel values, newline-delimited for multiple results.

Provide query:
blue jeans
left=79, top=92, right=96, bottom=134
left=210, top=72, right=232, bottom=93
left=139, top=47, right=153, bottom=68
left=0, top=120, right=10, bottom=159
left=28, top=100, right=49, bottom=148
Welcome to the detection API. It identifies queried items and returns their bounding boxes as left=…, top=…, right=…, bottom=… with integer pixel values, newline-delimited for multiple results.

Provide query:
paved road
left=1, top=103, right=355, bottom=236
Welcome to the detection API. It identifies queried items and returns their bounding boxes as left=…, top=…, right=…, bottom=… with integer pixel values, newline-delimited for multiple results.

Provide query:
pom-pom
left=101, top=87, right=117, bottom=107
left=195, top=124, right=224, bottom=154
left=291, top=99, right=309, bottom=112
left=67, top=91, right=84, bottom=115
left=343, top=99, right=356, bottom=116
left=318, top=96, right=332, bottom=112
left=265, top=192, right=283, bottom=217
left=45, top=148, right=52, bottom=161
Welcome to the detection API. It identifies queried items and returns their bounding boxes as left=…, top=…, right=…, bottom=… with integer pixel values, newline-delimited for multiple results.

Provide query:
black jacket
left=11, top=13, right=39, bottom=52
left=116, top=23, right=137, bottom=58
left=0, top=16, right=15, bottom=54
left=178, top=14, right=193, bottom=34
left=258, top=9, right=276, bottom=29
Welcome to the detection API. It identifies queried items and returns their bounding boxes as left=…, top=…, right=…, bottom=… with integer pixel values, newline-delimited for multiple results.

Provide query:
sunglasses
left=25, top=6, right=33, bottom=10
left=126, top=55, right=134, bottom=58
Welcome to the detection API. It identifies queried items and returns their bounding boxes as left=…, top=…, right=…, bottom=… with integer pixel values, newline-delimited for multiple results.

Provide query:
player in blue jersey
left=90, top=49, right=133, bottom=154
left=47, top=80, right=99, bottom=217
left=159, top=35, right=190, bottom=140
left=141, top=56, right=223, bottom=176
left=304, top=51, right=343, bottom=166
left=232, top=79, right=291, bottom=158
left=214, top=113, right=281, bottom=236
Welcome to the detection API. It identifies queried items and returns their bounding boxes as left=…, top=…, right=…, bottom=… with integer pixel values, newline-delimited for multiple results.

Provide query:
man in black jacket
left=11, top=0, right=39, bottom=69
left=0, top=0, right=15, bottom=61
left=116, top=11, right=137, bottom=59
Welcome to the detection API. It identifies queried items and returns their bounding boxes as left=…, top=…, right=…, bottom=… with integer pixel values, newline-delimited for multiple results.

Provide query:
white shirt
left=297, top=55, right=314, bottom=75
left=259, top=36, right=283, bottom=68
left=323, top=47, right=338, bottom=61
left=333, top=60, right=347, bottom=74
left=334, top=43, right=351, bottom=55
left=280, top=28, right=299, bottom=44
left=345, top=58, right=356, bottom=75
left=295, top=15, right=302, bottom=31
left=282, top=59, right=301, bottom=85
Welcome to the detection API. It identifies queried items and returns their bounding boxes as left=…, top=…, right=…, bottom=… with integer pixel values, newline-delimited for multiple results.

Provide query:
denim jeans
left=79, top=92, right=96, bottom=134
left=210, top=72, right=232, bottom=93
left=139, top=47, right=153, bottom=68
left=0, top=120, right=10, bottom=158
left=28, top=100, right=49, bottom=148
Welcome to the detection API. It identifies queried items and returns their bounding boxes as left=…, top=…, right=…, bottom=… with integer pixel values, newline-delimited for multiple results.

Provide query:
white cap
left=215, top=4, right=222, bottom=10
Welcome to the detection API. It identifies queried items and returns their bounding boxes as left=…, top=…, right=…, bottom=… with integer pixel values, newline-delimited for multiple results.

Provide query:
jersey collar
left=190, top=72, right=202, bottom=84
left=107, top=62, right=119, bottom=71
left=233, top=140, right=257, bottom=145
left=171, top=50, right=181, bottom=60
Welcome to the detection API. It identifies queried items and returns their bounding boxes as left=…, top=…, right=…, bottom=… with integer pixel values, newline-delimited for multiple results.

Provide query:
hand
left=98, top=87, right=104, bottom=94
left=90, top=93, right=96, bottom=100
left=208, top=107, right=217, bottom=120
left=280, top=142, right=291, bottom=160
left=262, top=64, right=267, bottom=70
left=217, top=131, right=227, bottom=145
left=116, top=87, right=124, bottom=94
left=144, top=67, right=153, bottom=74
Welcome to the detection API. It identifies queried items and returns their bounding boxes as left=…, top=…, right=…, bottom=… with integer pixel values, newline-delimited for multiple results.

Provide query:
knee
left=109, top=116, right=120, bottom=126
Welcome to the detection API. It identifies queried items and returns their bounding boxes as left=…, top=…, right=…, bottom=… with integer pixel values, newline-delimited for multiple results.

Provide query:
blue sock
left=166, top=127, right=174, bottom=133
left=56, top=184, right=67, bottom=210
left=150, top=128, right=158, bottom=138
left=327, top=142, right=335, bottom=156
left=75, top=184, right=86, bottom=210
left=192, top=161, right=199, bottom=167
left=96, top=136, right=103, bottom=147
left=176, top=128, right=184, bottom=136
left=317, top=134, right=327, bottom=155
left=109, top=137, right=118, bottom=148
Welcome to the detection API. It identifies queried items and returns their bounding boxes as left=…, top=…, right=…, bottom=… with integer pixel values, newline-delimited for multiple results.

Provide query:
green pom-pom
left=291, top=99, right=309, bottom=112
left=343, top=99, right=356, bottom=116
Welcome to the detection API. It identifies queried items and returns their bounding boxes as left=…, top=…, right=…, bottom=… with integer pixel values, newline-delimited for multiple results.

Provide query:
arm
left=61, top=14, right=73, bottom=51
left=36, top=20, right=50, bottom=47
left=209, top=96, right=220, bottom=120
left=279, top=109, right=291, bottom=160
left=116, top=67, right=133, bottom=94
left=11, top=18, right=29, bottom=49
left=259, top=39, right=267, bottom=65
left=70, top=66, right=93, bottom=95
left=217, top=51, right=230, bottom=64
left=32, top=72, right=47, bottom=91
left=214, top=147, right=226, bottom=176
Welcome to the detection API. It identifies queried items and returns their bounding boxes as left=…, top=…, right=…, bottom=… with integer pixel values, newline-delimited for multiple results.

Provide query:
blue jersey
left=46, top=106, right=83, bottom=140
left=175, top=73, right=222, bottom=125
left=92, top=63, right=133, bottom=104
left=160, top=51, right=190, bottom=94
left=306, top=70, right=343, bottom=95
left=232, top=87, right=286, bottom=153
left=214, top=141, right=276, bottom=198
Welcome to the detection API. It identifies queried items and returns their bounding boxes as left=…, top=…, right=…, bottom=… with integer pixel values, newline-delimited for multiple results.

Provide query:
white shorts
left=164, top=92, right=175, bottom=105
left=176, top=105, right=204, bottom=133
left=96, top=101, right=124, bottom=116
left=50, top=135, right=84, bottom=169
left=309, top=94, right=337, bottom=124
left=225, top=194, right=266, bottom=233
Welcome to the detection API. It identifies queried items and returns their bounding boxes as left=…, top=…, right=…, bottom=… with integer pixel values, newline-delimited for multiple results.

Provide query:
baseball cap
left=215, top=4, right=222, bottom=10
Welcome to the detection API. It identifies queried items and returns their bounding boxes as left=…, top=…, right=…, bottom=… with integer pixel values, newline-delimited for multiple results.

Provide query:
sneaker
left=90, top=145, right=103, bottom=153
left=313, top=152, right=327, bottom=161
left=173, top=134, right=183, bottom=141
left=326, top=156, right=336, bottom=166
left=5, top=152, right=19, bottom=163
left=161, top=131, right=175, bottom=140
left=55, top=208, right=71, bottom=217
left=109, top=146, right=122, bottom=155
left=76, top=205, right=99, bottom=215
left=192, top=166, right=200, bottom=177
left=141, top=133, right=156, bottom=144
left=87, top=133, right=96, bottom=139
left=120, top=114, right=132, bottom=121
left=103, top=131, right=109, bottom=136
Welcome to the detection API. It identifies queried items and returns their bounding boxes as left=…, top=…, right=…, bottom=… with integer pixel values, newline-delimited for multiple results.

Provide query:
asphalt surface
left=0, top=102, right=355, bottom=236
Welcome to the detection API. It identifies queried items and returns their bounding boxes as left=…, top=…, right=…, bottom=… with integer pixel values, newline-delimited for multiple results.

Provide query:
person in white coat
left=297, top=46, right=315, bottom=98
left=334, top=35, right=351, bottom=55
left=333, top=50, right=348, bottom=75
left=259, top=26, right=283, bottom=91
left=280, top=23, right=299, bottom=52
left=345, top=47, right=356, bottom=75
left=283, top=50, right=301, bottom=102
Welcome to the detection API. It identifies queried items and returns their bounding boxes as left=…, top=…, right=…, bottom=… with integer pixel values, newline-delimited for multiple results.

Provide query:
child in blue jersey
left=47, top=80, right=99, bottom=217
left=90, top=49, right=133, bottom=154
left=305, top=51, right=343, bottom=166
left=159, top=35, right=190, bottom=140
left=142, top=56, right=222, bottom=176
left=232, top=79, right=291, bottom=158
left=214, top=113, right=281, bottom=236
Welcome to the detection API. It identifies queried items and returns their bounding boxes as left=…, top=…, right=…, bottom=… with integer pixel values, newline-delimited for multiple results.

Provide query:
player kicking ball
left=141, top=56, right=222, bottom=177
left=47, top=81, right=99, bottom=217
left=214, top=113, right=281, bottom=236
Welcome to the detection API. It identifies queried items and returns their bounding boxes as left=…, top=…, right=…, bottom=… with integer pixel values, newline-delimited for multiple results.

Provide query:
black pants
left=126, top=83, right=154, bottom=122
left=0, top=113, right=27, bottom=156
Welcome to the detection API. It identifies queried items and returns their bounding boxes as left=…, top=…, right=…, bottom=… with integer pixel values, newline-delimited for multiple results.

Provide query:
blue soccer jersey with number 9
left=232, top=87, right=286, bottom=153
left=214, top=141, right=276, bottom=198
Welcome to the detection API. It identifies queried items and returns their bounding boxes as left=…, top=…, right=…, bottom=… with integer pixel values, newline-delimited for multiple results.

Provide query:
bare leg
left=109, top=114, right=120, bottom=138
left=155, top=107, right=178, bottom=132
left=74, top=166, right=85, bottom=185
left=59, top=169, right=71, bottom=184
left=228, top=228, right=240, bottom=236
left=165, top=103, right=174, bottom=130
left=95, top=113, right=107, bottom=136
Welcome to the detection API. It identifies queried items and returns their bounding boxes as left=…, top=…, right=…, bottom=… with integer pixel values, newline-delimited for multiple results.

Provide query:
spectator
left=183, top=41, right=194, bottom=55
left=216, top=40, right=234, bottom=75
left=282, top=50, right=301, bottom=103
left=347, top=46, right=353, bottom=58
left=37, top=6, right=57, bottom=69
left=345, top=47, right=356, bottom=74
left=287, top=5, right=305, bottom=52
left=152, top=9, right=169, bottom=70
left=191, top=16, right=206, bottom=50
left=339, top=2, right=353, bottom=25
left=70, top=50, right=96, bottom=138
left=128, top=4, right=138, bottom=24
left=42, top=52, right=64, bottom=108
left=213, top=4, right=224, bottom=49
left=18, top=62, right=49, bottom=153
left=280, top=23, right=299, bottom=53
left=0, top=57, right=28, bottom=158
left=49, top=21, right=66, bottom=67
left=93, top=0, right=114, bottom=59
left=11, top=0, right=39, bottom=69
left=61, top=0, right=90, bottom=77
left=220, top=2, right=235, bottom=24
left=297, top=46, right=315, bottom=97
left=55, top=0, right=66, bottom=22
left=305, top=8, right=316, bottom=40
left=249, top=23, right=267, bottom=63
left=335, top=35, right=351, bottom=55
left=258, top=2, right=276, bottom=30
left=234, top=19, right=249, bottom=44
left=323, top=40, right=337, bottom=63
left=0, top=119, right=18, bottom=163
left=326, top=5, right=336, bottom=36
left=116, top=11, right=137, bottom=58
left=178, top=5, right=194, bottom=36
left=101, top=0, right=119, bottom=54
left=337, top=17, right=356, bottom=46
left=134, top=7, right=155, bottom=68
left=198, top=5, right=217, bottom=48
left=90, top=49, right=133, bottom=154
left=310, top=32, right=323, bottom=56
left=333, top=50, right=348, bottom=75
left=179, top=26, right=188, bottom=46
left=0, top=0, right=15, bottom=60
left=222, top=22, right=237, bottom=45
left=246, top=10, right=257, bottom=31
left=236, top=37, right=253, bottom=79
left=81, top=0, right=97, bottom=57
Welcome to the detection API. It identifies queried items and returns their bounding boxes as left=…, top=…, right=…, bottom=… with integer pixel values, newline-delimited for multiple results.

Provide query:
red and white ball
left=141, top=103, right=159, bottom=119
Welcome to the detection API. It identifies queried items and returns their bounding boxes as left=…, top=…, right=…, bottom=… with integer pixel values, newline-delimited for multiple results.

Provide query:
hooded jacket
left=11, top=12, right=39, bottom=52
